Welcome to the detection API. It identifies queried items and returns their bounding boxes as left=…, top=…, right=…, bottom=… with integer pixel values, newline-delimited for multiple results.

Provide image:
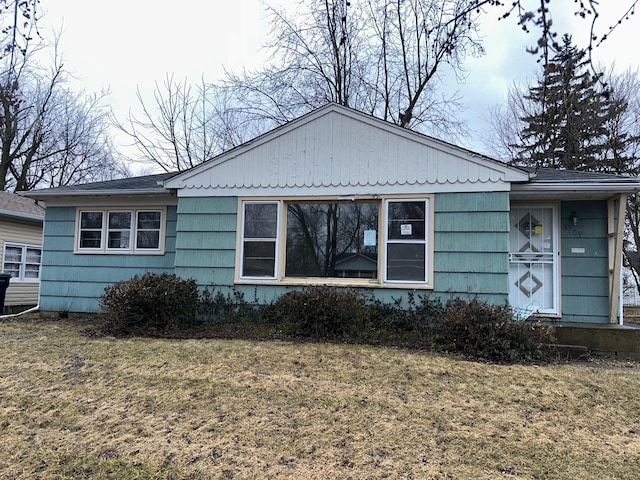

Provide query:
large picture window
left=2, top=243, right=41, bottom=282
left=286, top=202, right=379, bottom=279
left=77, top=208, right=164, bottom=254
left=238, top=197, right=431, bottom=286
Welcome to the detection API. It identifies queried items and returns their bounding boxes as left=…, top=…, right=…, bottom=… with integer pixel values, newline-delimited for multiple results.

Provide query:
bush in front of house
left=433, top=298, right=555, bottom=362
left=262, top=286, right=371, bottom=339
left=100, top=272, right=199, bottom=334
left=197, top=287, right=262, bottom=324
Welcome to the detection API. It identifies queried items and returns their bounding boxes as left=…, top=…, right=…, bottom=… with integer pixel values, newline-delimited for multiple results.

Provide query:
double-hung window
left=77, top=208, right=164, bottom=253
left=240, top=202, right=279, bottom=278
left=385, top=200, right=428, bottom=283
left=238, top=197, right=431, bottom=287
left=2, top=243, right=42, bottom=281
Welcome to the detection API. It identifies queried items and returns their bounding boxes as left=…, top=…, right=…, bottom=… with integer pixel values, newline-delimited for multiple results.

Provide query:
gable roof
left=163, top=103, right=530, bottom=196
left=0, top=190, right=44, bottom=221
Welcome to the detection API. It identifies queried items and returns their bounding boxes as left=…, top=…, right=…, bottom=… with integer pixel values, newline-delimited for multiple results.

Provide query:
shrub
left=101, top=273, right=199, bottom=334
left=264, top=286, right=370, bottom=339
left=433, top=298, right=555, bottom=363
left=197, top=287, right=262, bottom=323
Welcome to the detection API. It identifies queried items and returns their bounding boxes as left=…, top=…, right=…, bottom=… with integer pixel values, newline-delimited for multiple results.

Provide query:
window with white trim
left=2, top=243, right=42, bottom=281
left=385, top=200, right=428, bottom=283
left=77, top=208, right=164, bottom=253
left=240, top=202, right=279, bottom=278
left=238, top=198, right=431, bottom=286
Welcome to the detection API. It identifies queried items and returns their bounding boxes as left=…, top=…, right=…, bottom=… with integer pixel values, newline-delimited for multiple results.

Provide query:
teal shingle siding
left=39, top=205, right=177, bottom=312
left=174, top=192, right=511, bottom=307
left=560, top=200, right=609, bottom=323
left=174, top=197, right=238, bottom=288
left=432, top=192, right=510, bottom=304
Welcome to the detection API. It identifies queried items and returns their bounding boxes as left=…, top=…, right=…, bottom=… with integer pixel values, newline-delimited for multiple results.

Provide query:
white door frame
left=509, top=204, right=559, bottom=316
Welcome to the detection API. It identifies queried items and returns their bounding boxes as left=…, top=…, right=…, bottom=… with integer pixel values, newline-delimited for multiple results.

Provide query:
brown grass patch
left=1, top=318, right=640, bottom=479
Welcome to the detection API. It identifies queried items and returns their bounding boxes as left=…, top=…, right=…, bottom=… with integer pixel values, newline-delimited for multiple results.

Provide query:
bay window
left=238, top=197, right=431, bottom=286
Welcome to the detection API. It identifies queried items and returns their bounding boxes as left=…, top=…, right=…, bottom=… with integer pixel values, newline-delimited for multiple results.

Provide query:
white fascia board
left=25, top=189, right=172, bottom=198
left=31, top=193, right=177, bottom=208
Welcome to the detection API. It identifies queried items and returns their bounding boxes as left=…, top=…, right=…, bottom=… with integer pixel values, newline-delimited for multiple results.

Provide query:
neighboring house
left=25, top=104, right=640, bottom=323
left=0, top=190, right=45, bottom=313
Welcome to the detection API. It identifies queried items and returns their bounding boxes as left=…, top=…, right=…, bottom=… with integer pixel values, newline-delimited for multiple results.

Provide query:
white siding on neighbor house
left=166, top=105, right=529, bottom=197
left=0, top=217, right=43, bottom=307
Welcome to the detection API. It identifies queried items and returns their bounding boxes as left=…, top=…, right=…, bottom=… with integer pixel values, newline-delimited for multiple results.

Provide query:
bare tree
left=222, top=0, right=484, bottom=139
left=0, top=43, right=119, bottom=191
left=115, top=75, right=250, bottom=172
left=0, top=2, right=121, bottom=191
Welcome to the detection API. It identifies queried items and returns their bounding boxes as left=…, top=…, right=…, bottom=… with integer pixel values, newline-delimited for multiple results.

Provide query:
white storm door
left=509, top=205, right=559, bottom=315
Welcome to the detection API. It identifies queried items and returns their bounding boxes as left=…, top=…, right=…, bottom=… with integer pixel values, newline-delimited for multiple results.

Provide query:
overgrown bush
left=101, top=273, right=199, bottom=334
left=433, top=298, right=555, bottom=362
left=263, top=286, right=370, bottom=339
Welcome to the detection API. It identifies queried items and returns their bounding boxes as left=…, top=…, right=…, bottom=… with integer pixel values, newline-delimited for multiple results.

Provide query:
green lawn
left=1, top=317, right=639, bottom=479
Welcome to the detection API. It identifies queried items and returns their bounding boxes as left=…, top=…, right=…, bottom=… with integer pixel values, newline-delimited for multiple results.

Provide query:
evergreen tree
left=513, top=35, right=629, bottom=172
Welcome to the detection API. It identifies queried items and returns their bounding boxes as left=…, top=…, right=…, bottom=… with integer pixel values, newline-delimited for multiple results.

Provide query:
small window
left=385, top=200, right=428, bottom=283
left=76, top=208, right=164, bottom=254
left=241, top=202, right=278, bottom=278
left=136, top=211, right=162, bottom=249
left=2, top=244, right=41, bottom=281
left=107, top=211, right=132, bottom=250
left=79, top=211, right=104, bottom=249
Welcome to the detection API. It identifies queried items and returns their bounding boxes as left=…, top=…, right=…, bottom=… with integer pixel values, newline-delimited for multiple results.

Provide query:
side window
left=2, top=244, right=41, bottom=281
left=136, top=211, right=162, bottom=249
left=107, top=211, right=132, bottom=250
left=79, top=211, right=104, bottom=250
left=241, top=202, right=279, bottom=278
left=385, top=200, right=428, bottom=283
left=2, top=245, right=22, bottom=278
left=76, top=208, right=165, bottom=254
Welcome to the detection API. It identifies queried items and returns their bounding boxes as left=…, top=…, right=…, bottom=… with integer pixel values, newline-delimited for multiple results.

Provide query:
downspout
left=619, top=267, right=624, bottom=325
left=0, top=304, right=39, bottom=319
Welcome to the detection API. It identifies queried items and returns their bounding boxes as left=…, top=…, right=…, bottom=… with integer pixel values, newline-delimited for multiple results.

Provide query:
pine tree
left=513, top=35, right=627, bottom=172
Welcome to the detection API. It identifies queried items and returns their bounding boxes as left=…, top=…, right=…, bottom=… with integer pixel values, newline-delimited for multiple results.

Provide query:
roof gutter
left=0, top=208, right=43, bottom=221
left=512, top=182, right=640, bottom=194
left=23, top=189, right=172, bottom=199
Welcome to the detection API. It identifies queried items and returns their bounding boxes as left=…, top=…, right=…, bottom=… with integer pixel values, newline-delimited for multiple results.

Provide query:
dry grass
left=1, top=318, right=640, bottom=479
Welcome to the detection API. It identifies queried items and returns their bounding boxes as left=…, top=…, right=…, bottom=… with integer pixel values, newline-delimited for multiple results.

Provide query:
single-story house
left=25, top=103, right=640, bottom=323
left=0, top=190, right=45, bottom=313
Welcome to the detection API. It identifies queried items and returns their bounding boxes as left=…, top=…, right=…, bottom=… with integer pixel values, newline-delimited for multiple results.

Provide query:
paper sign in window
left=400, top=224, right=412, bottom=236
left=364, top=229, right=377, bottom=247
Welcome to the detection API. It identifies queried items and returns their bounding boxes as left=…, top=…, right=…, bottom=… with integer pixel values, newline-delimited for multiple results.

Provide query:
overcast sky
left=37, top=1, right=640, bottom=163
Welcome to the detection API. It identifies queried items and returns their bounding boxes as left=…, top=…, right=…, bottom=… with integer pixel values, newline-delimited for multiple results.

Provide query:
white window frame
left=236, top=196, right=433, bottom=288
left=239, top=201, right=280, bottom=280
left=106, top=210, right=133, bottom=251
left=2, top=243, right=42, bottom=282
left=383, top=198, right=429, bottom=284
left=75, top=207, right=165, bottom=254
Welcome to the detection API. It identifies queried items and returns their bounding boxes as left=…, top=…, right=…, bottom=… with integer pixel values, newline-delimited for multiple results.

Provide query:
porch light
left=569, top=211, right=579, bottom=226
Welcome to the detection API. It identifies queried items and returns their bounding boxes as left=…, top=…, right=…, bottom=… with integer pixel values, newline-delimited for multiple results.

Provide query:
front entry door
left=509, top=205, right=559, bottom=316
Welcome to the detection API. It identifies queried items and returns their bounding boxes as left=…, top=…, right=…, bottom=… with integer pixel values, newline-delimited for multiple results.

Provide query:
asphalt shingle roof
left=0, top=190, right=45, bottom=218
left=27, top=172, right=178, bottom=196
left=518, top=166, right=638, bottom=183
